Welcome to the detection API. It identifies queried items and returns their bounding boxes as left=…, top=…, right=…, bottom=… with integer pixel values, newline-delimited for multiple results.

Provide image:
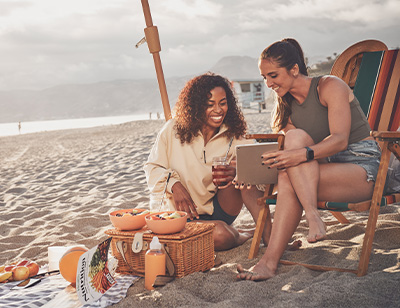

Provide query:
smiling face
left=259, top=59, right=297, bottom=97
left=202, top=86, right=228, bottom=133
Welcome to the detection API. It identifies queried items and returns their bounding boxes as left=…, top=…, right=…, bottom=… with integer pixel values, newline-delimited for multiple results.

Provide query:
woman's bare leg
left=240, top=186, right=272, bottom=245
left=237, top=170, right=302, bottom=280
left=206, top=184, right=253, bottom=250
left=282, top=129, right=326, bottom=242
left=217, top=182, right=243, bottom=216
left=237, top=151, right=375, bottom=281
left=283, top=130, right=375, bottom=242
left=210, top=220, right=254, bottom=251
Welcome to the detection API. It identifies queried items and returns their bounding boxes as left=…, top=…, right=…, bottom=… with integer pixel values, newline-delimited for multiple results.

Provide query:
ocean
left=0, top=114, right=160, bottom=137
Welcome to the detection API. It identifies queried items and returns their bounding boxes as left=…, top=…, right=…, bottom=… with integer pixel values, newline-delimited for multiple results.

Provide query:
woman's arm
left=311, top=75, right=352, bottom=159
left=144, top=123, right=199, bottom=219
left=170, top=182, right=199, bottom=220
left=262, top=76, right=352, bottom=169
left=144, top=123, right=181, bottom=196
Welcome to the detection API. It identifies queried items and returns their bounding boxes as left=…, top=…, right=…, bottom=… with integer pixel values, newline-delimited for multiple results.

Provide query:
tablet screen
left=236, top=142, right=279, bottom=185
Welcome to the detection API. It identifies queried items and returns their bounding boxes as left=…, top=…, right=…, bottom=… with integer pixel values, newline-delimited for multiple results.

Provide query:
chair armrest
left=246, top=133, right=284, bottom=143
left=371, top=131, right=400, bottom=141
left=371, top=131, right=400, bottom=160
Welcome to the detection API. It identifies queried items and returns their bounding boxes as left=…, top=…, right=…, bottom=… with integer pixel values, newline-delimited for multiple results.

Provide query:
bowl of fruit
left=145, top=211, right=187, bottom=234
left=109, top=208, right=150, bottom=231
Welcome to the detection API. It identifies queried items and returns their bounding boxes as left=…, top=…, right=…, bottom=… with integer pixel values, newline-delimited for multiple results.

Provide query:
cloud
left=0, top=0, right=398, bottom=91
left=0, top=1, right=32, bottom=17
left=158, top=0, right=222, bottom=18
left=234, top=0, right=400, bottom=30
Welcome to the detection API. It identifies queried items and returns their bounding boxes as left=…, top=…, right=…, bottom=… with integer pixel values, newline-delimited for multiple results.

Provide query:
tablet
left=236, top=142, right=279, bottom=185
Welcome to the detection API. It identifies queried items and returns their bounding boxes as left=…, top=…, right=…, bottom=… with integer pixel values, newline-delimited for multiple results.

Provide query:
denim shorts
left=327, top=139, right=381, bottom=182
left=192, top=195, right=237, bottom=225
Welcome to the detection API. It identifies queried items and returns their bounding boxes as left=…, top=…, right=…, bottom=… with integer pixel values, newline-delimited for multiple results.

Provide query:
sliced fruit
left=16, top=260, right=30, bottom=267
left=0, top=271, right=12, bottom=283
left=12, top=266, right=30, bottom=281
left=27, top=261, right=40, bottom=277
left=4, top=265, right=16, bottom=272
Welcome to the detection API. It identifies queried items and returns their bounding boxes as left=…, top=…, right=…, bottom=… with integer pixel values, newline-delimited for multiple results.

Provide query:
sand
left=1, top=111, right=400, bottom=307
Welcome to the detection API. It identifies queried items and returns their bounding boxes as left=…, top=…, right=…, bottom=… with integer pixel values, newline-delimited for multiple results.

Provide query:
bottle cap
left=149, top=236, right=162, bottom=250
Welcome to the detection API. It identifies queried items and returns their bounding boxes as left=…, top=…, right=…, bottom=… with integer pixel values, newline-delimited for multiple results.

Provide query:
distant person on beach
left=18, top=121, right=21, bottom=134
left=236, top=38, right=381, bottom=280
left=144, top=72, right=265, bottom=251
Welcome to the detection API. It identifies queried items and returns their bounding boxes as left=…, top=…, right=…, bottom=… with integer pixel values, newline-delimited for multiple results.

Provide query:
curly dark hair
left=173, top=72, right=247, bottom=144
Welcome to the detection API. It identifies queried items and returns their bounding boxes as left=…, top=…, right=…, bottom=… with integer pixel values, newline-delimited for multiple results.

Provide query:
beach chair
left=247, top=39, right=400, bottom=276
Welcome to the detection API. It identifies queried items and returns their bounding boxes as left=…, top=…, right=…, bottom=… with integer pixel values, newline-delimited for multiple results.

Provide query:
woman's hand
left=212, top=159, right=237, bottom=189
left=261, top=148, right=306, bottom=170
left=232, top=175, right=253, bottom=190
left=171, top=182, right=199, bottom=220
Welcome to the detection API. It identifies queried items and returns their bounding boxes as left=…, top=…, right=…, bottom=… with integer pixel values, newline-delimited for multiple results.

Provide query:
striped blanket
left=0, top=273, right=139, bottom=308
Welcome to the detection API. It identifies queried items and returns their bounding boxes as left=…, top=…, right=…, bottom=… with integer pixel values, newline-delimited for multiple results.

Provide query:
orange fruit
left=59, top=247, right=88, bottom=285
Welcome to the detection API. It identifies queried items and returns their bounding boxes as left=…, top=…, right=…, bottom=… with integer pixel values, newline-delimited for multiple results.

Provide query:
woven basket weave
left=105, top=222, right=215, bottom=278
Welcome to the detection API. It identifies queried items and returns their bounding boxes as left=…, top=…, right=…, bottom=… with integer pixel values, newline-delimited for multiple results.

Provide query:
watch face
left=306, top=147, right=314, bottom=160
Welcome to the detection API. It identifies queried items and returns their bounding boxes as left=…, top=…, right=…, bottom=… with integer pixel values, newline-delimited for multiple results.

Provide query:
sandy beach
left=1, top=111, right=400, bottom=307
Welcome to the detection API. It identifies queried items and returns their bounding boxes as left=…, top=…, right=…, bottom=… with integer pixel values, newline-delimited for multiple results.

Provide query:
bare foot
left=237, top=227, right=256, bottom=235
left=237, top=229, right=255, bottom=246
left=287, top=239, right=302, bottom=251
left=236, top=262, right=276, bottom=281
left=306, top=214, right=326, bottom=243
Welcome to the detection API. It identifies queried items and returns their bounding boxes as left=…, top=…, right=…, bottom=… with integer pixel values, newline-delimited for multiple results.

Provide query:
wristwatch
left=305, top=146, right=314, bottom=161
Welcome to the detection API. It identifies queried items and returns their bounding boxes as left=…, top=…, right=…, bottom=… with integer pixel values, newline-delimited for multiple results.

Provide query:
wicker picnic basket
left=104, top=222, right=215, bottom=278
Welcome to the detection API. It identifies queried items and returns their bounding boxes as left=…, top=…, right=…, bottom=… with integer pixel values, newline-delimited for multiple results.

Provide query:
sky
left=0, top=0, right=399, bottom=91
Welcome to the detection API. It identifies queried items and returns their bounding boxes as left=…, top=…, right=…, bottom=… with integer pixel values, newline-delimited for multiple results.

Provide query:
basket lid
left=105, top=222, right=214, bottom=240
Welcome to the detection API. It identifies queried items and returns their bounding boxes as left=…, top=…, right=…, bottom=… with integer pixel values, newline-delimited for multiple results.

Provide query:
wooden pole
left=140, top=0, right=172, bottom=121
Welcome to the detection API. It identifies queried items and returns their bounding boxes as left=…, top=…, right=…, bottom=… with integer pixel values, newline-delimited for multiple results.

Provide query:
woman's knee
left=240, top=185, right=263, bottom=203
left=284, top=129, right=314, bottom=150
left=212, top=221, right=234, bottom=250
left=217, top=185, right=242, bottom=208
left=277, top=170, right=294, bottom=191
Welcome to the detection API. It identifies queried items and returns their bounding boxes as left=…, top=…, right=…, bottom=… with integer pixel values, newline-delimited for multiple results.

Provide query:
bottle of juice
left=144, top=236, right=165, bottom=290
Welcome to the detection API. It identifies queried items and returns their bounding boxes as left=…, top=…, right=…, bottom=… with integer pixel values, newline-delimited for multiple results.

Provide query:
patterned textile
left=0, top=273, right=139, bottom=308
left=368, top=49, right=400, bottom=131
left=353, top=50, right=384, bottom=116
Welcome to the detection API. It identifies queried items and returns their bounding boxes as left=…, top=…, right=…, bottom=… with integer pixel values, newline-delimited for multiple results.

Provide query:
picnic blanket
left=0, top=273, right=139, bottom=308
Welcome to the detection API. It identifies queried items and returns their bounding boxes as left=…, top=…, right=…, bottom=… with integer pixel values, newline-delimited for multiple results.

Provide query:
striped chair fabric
left=320, top=48, right=400, bottom=211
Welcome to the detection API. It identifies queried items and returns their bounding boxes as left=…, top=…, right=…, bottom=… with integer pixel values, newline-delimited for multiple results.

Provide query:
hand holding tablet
left=235, top=143, right=279, bottom=185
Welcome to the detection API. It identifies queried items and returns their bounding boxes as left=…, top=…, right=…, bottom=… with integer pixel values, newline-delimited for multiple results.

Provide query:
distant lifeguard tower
left=231, top=80, right=274, bottom=112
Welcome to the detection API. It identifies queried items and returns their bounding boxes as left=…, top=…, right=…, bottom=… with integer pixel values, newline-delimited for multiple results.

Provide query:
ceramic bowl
left=109, top=208, right=149, bottom=231
left=145, top=211, right=187, bottom=234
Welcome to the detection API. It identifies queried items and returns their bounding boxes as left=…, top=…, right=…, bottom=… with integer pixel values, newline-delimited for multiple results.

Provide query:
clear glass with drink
left=212, top=156, right=230, bottom=187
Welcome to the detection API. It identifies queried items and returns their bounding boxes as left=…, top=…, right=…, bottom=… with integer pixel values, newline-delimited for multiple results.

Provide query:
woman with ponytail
left=236, top=38, right=381, bottom=281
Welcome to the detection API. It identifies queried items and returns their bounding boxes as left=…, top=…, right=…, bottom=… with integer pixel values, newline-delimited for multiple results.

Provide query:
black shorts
left=193, top=195, right=237, bottom=225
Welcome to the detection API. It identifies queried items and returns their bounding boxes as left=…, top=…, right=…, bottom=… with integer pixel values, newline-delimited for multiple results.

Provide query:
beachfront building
left=232, top=80, right=274, bottom=112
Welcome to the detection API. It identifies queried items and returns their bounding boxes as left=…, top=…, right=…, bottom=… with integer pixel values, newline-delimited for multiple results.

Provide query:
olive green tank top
left=290, top=76, right=371, bottom=144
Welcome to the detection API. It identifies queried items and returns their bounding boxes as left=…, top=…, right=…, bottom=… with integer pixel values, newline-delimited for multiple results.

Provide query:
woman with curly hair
left=144, top=72, right=263, bottom=250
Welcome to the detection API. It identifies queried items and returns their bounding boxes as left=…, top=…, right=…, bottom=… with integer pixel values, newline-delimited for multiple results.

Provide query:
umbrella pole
left=140, top=0, right=172, bottom=121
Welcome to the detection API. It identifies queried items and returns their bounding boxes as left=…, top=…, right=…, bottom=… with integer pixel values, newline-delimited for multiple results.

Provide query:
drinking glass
left=212, top=156, right=230, bottom=186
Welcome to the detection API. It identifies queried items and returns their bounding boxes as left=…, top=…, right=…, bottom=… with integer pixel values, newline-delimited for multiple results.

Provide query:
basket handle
left=162, top=245, right=175, bottom=276
left=116, top=240, right=136, bottom=272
